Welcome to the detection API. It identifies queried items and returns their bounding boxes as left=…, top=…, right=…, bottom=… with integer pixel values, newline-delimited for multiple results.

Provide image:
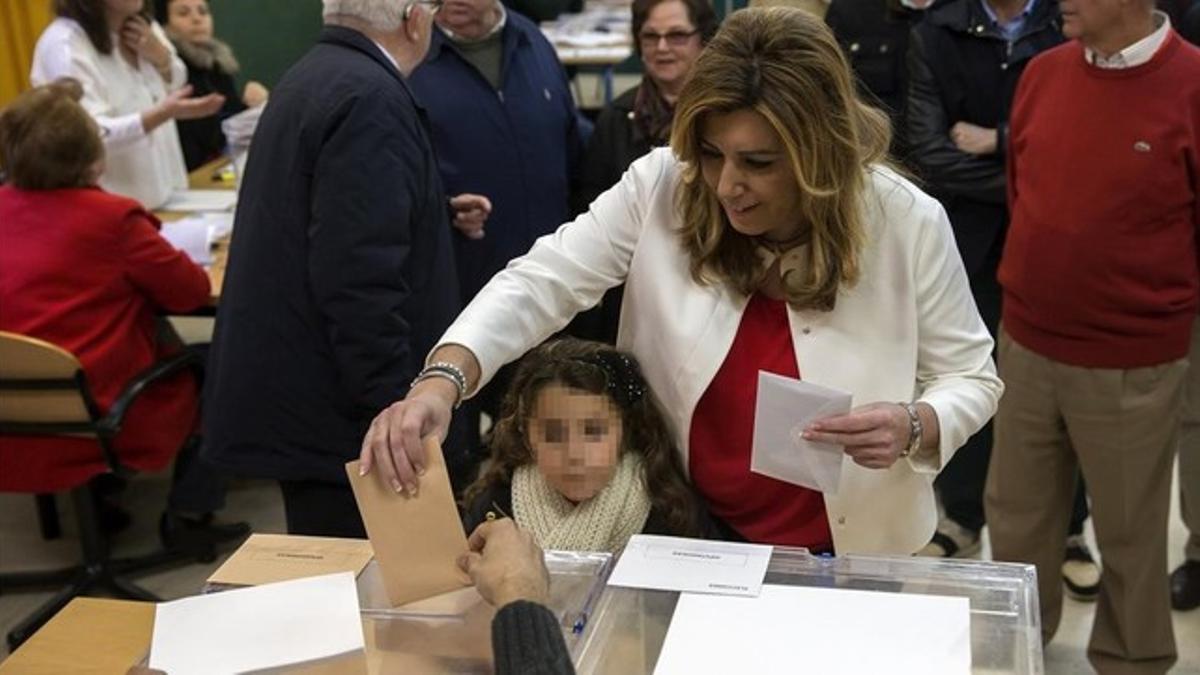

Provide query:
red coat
left=0, top=186, right=211, bottom=491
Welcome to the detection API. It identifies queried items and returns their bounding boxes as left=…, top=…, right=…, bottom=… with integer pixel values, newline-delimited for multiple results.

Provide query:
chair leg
left=5, top=568, right=92, bottom=651
left=104, top=575, right=159, bottom=602
left=34, top=494, right=61, bottom=540
left=0, top=565, right=79, bottom=590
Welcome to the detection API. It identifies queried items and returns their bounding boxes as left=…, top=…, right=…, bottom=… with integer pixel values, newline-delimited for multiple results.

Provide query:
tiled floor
left=1, top=464, right=1197, bottom=672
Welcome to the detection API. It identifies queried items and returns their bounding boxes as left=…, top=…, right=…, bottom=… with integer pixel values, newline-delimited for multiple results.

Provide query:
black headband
left=573, top=352, right=647, bottom=408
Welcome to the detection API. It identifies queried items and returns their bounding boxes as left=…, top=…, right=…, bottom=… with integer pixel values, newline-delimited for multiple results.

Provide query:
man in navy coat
left=406, top=0, right=590, bottom=465
left=203, top=0, right=479, bottom=537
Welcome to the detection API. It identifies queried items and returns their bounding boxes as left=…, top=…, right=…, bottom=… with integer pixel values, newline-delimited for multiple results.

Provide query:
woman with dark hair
left=462, top=339, right=708, bottom=549
left=154, top=0, right=268, bottom=170
left=363, top=8, right=1002, bottom=556
left=30, top=0, right=224, bottom=208
left=575, top=0, right=718, bottom=212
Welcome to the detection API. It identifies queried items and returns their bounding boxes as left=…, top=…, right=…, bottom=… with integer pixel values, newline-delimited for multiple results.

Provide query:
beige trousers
left=986, top=330, right=1184, bottom=675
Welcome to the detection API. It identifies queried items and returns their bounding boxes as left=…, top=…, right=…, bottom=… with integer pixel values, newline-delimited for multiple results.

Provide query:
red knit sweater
left=999, top=33, right=1200, bottom=368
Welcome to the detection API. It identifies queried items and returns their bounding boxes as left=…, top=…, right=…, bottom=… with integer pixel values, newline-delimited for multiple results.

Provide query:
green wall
left=208, top=0, right=324, bottom=88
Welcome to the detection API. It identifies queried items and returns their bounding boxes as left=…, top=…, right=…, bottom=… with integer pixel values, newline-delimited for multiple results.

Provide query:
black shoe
left=95, top=498, right=133, bottom=536
left=1062, top=535, right=1101, bottom=601
left=160, top=512, right=250, bottom=563
left=1171, top=560, right=1200, bottom=611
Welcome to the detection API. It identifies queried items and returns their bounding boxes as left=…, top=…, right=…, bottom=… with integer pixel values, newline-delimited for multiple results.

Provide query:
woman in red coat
left=0, top=79, right=245, bottom=546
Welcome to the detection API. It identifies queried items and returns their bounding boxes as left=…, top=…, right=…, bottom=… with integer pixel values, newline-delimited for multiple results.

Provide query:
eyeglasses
left=638, top=29, right=699, bottom=49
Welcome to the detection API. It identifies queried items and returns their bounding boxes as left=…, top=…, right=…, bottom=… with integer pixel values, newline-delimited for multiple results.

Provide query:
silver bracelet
left=899, top=402, right=923, bottom=458
left=411, top=362, right=466, bottom=409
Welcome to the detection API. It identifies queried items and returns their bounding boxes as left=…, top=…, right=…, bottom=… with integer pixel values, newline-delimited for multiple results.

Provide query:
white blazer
left=440, top=148, right=1002, bottom=554
left=31, top=18, right=188, bottom=210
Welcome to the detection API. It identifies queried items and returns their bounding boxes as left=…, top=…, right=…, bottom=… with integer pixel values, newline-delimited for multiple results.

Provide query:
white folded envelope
left=750, top=371, right=852, bottom=494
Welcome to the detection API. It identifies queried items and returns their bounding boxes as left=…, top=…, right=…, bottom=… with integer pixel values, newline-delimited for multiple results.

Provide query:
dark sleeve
left=492, top=601, right=575, bottom=675
left=572, top=105, right=625, bottom=216
left=462, top=482, right=512, bottom=533
left=307, top=92, right=421, bottom=414
left=1182, top=2, right=1200, bottom=46
left=905, top=29, right=1005, bottom=204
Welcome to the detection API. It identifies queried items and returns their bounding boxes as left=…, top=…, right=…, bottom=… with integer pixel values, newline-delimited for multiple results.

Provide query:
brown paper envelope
left=345, top=437, right=470, bottom=606
left=207, top=534, right=375, bottom=587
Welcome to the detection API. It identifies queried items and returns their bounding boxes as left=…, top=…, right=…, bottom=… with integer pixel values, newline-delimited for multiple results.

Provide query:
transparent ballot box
left=574, top=547, right=1042, bottom=675
left=201, top=550, right=612, bottom=674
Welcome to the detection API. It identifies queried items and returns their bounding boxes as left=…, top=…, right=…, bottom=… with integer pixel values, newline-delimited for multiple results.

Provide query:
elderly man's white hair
left=322, top=0, right=407, bottom=31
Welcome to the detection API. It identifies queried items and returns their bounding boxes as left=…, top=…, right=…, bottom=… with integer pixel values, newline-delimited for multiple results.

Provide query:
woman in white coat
left=360, top=6, right=1003, bottom=555
left=30, top=0, right=225, bottom=209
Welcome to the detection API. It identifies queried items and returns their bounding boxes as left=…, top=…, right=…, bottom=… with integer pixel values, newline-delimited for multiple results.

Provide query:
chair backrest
left=0, top=331, right=95, bottom=428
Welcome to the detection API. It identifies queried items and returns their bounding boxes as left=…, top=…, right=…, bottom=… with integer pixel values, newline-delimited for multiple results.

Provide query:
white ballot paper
left=751, top=371, right=852, bottom=493
left=654, top=584, right=971, bottom=675
left=149, top=571, right=364, bottom=675
left=159, top=216, right=213, bottom=265
left=608, top=535, right=773, bottom=597
left=161, top=189, right=238, bottom=212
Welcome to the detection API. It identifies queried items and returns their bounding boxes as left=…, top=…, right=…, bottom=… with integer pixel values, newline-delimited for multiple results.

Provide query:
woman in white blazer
left=360, top=7, right=1002, bottom=555
left=30, top=0, right=225, bottom=209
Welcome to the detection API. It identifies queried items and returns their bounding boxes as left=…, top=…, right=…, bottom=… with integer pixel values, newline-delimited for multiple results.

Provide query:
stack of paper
left=207, top=534, right=375, bottom=588
left=653, top=585, right=972, bottom=675
left=149, top=572, right=365, bottom=675
left=161, top=189, right=238, bottom=212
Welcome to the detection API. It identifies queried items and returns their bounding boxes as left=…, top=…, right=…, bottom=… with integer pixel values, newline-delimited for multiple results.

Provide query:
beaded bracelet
left=411, top=361, right=467, bottom=409
left=899, top=402, right=923, bottom=458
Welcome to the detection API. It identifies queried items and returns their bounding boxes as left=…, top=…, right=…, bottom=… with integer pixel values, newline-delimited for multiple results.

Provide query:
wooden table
left=0, top=598, right=154, bottom=674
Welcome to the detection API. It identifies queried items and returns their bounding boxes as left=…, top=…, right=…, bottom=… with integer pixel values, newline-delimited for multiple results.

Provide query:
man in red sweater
left=984, top=0, right=1200, bottom=670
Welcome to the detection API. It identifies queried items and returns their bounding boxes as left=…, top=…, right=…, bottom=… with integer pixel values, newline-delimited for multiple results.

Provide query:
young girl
left=462, top=339, right=707, bottom=552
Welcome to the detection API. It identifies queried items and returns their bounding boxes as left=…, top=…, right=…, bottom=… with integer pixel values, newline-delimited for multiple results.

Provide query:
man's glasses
left=638, top=29, right=699, bottom=49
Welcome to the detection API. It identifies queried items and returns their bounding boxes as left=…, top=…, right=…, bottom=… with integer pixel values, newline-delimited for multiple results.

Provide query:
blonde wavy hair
left=670, top=6, right=892, bottom=311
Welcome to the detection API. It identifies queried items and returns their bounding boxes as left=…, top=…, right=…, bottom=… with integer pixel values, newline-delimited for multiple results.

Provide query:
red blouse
left=689, top=293, right=833, bottom=550
left=0, top=186, right=210, bottom=492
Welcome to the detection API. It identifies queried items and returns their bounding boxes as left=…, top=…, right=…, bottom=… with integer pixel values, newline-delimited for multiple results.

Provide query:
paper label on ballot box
left=608, top=535, right=773, bottom=596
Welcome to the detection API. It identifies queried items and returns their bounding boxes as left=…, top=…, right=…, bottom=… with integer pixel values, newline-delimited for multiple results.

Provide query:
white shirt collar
left=1085, top=11, right=1171, bottom=69
left=371, top=39, right=402, bottom=71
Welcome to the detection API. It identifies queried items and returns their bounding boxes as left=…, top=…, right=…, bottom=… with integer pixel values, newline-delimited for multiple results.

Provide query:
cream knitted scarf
left=511, top=454, right=652, bottom=553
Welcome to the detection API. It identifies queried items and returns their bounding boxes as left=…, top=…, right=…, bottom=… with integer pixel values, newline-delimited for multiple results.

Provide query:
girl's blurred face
left=166, top=0, right=214, bottom=43
left=527, top=384, right=624, bottom=503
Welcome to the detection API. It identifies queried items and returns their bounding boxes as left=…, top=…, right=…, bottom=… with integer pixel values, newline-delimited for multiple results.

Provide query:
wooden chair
left=0, top=331, right=199, bottom=650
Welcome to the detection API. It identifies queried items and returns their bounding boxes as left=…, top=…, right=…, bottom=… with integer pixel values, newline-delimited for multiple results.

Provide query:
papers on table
left=750, top=371, right=852, bottom=493
left=608, top=535, right=773, bottom=597
left=653, top=584, right=972, bottom=675
left=345, top=437, right=470, bottom=606
left=149, top=572, right=365, bottom=675
left=207, top=533, right=375, bottom=588
left=161, top=189, right=238, bottom=212
left=158, top=213, right=234, bottom=266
